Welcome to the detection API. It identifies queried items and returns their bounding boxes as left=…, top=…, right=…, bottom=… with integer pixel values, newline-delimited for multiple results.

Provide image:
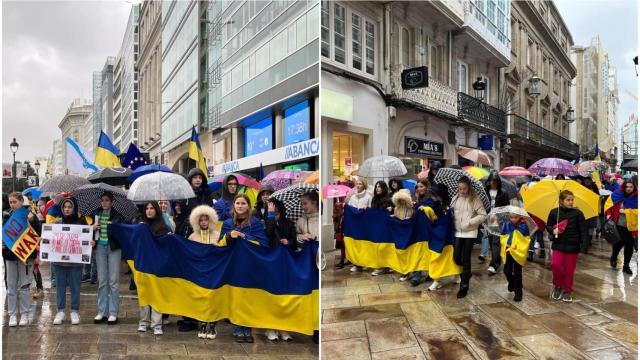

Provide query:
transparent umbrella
left=127, top=172, right=195, bottom=202
left=358, top=155, right=407, bottom=179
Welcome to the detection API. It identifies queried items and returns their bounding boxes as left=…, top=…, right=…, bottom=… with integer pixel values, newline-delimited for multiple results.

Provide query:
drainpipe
left=384, top=3, right=392, bottom=71
left=448, top=31, right=453, bottom=87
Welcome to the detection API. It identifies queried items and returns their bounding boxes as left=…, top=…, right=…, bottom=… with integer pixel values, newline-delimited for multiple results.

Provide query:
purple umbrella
left=260, top=170, right=310, bottom=191
left=261, top=178, right=292, bottom=192
left=528, top=158, right=578, bottom=177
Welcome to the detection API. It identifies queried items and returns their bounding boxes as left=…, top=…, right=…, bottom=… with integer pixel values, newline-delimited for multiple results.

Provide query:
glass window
left=334, top=3, right=346, bottom=64
left=308, top=4, right=319, bottom=41
left=365, top=20, right=375, bottom=75
left=255, top=43, right=269, bottom=74
left=430, top=46, right=438, bottom=80
left=402, top=27, right=410, bottom=66
left=296, top=13, right=307, bottom=49
left=458, top=62, right=467, bottom=93
left=352, top=13, right=362, bottom=70
left=270, top=29, right=287, bottom=65
left=288, top=23, right=297, bottom=54
left=321, top=1, right=330, bottom=57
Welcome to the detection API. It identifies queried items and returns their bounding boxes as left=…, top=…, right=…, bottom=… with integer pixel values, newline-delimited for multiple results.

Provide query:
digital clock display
left=284, top=100, right=310, bottom=145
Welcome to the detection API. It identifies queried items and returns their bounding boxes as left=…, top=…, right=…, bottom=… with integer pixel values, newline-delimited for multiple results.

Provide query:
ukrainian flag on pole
left=189, top=126, right=207, bottom=179
left=95, top=131, right=121, bottom=168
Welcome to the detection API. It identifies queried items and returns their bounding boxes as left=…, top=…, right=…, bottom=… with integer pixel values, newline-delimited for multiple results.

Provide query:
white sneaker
left=488, top=266, right=497, bottom=274
left=107, top=315, right=117, bottom=323
left=138, top=323, right=148, bottom=332
left=8, top=315, right=18, bottom=327
left=70, top=312, right=80, bottom=325
left=428, top=280, right=442, bottom=291
left=371, top=269, right=383, bottom=276
left=266, top=329, right=279, bottom=341
left=280, top=331, right=292, bottom=341
left=19, top=315, right=28, bottom=326
left=399, top=274, right=410, bottom=281
left=350, top=266, right=360, bottom=272
left=53, top=311, right=65, bottom=325
left=153, top=326, right=163, bottom=335
left=94, top=314, right=104, bottom=323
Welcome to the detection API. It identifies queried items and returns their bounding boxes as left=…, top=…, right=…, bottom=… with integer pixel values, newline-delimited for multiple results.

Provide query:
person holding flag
left=605, top=179, right=638, bottom=275
left=189, top=126, right=208, bottom=180
left=3, top=192, right=42, bottom=327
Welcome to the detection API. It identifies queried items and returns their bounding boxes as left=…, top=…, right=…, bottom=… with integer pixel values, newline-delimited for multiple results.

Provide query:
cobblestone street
left=321, top=236, right=638, bottom=360
left=3, top=262, right=319, bottom=359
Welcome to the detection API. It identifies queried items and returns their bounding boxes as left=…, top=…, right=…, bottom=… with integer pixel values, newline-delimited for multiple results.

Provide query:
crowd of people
left=333, top=162, right=638, bottom=303
left=2, top=167, right=320, bottom=344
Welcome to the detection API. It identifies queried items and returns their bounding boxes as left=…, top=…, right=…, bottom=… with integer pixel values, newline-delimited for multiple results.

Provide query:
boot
left=513, top=289, right=523, bottom=302
left=457, top=285, right=469, bottom=299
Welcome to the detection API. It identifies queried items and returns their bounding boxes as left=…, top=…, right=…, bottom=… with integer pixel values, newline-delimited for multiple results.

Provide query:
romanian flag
left=95, top=131, right=121, bottom=168
left=343, top=206, right=430, bottom=274
left=604, top=189, right=638, bottom=234
left=499, top=221, right=531, bottom=267
left=189, top=126, right=207, bottom=180
left=2, top=207, right=41, bottom=263
left=111, top=224, right=319, bottom=335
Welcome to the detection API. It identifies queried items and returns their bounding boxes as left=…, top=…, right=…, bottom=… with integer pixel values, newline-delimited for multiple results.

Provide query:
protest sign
left=2, top=207, right=41, bottom=263
left=39, top=224, right=93, bottom=264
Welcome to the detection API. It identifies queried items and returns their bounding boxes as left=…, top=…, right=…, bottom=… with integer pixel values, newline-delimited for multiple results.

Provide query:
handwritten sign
left=2, top=207, right=41, bottom=263
left=39, top=224, right=93, bottom=264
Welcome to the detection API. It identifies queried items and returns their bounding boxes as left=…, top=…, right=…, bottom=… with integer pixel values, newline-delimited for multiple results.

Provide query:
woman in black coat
left=264, top=199, right=297, bottom=249
left=484, top=172, right=510, bottom=274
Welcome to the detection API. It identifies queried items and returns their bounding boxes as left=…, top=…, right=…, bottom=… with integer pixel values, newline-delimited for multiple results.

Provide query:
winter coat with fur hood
left=188, top=205, right=220, bottom=244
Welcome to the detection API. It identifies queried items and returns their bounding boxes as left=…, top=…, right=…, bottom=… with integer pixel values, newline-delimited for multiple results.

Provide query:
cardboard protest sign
left=2, top=207, right=41, bottom=263
left=39, top=224, right=93, bottom=264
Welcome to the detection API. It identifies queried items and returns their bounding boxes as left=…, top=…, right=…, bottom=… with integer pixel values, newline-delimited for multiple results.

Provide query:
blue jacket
left=219, top=216, right=268, bottom=246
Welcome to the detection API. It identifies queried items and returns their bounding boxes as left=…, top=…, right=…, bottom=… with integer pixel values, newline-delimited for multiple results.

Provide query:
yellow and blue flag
left=604, top=189, right=638, bottom=234
left=111, top=224, right=319, bottom=335
left=2, top=207, right=41, bottom=263
left=95, top=131, right=121, bottom=168
left=189, top=126, right=207, bottom=180
left=499, top=221, right=531, bottom=267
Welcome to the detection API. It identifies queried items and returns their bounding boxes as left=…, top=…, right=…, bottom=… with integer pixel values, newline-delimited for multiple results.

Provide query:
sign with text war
left=2, top=207, right=41, bottom=263
left=39, top=224, right=93, bottom=264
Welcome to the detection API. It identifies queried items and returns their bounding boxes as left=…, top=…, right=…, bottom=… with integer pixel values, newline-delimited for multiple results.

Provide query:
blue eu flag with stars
left=122, top=143, right=147, bottom=170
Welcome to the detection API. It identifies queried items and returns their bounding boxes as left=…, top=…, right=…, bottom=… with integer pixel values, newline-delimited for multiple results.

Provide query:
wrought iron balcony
left=511, top=114, right=579, bottom=156
left=389, top=65, right=458, bottom=118
left=457, top=92, right=506, bottom=134
left=623, top=141, right=637, bottom=157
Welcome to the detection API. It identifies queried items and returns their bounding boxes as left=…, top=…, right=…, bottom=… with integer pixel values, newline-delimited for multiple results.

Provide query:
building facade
left=113, top=4, right=140, bottom=151
left=100, top=57, right=116, bottom=140
left=138, top=0, right=163, bottom=164
left=209, top=1, right=320, bottom=178
left=503, top=0, right=578, bottom=168
left=82, top=111, right=94, bottom=151
left=607, top=64, right=619, bottom=166
left=50, top=138, right=64, bottom=176
left=58, top=99, right=92, bottom=174
left=623, top=114, right=637, bottom=169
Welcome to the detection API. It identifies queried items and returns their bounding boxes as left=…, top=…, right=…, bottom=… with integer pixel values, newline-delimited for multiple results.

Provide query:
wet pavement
left=2, top=262, right=318, bottom=359
left=322, top=236, right=638, bottom=360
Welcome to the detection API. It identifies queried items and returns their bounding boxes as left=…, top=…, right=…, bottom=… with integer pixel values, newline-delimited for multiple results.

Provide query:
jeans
left=503, top=253, right=522, bottom=291
left=5, top=259, right=32, bottom=317
left=96, top=244, right=121, bottom=317
left=551, top=250, right=579, bottom=292
left=140, top=305, right=162, bottom=328
left=54, top=265, right=82, bottom=312
left=612, top=226, right=635, bottom=267
left=233, top=325, right=252, bottom=337
left=529, top=231, right=545, bottom=251
left=480, top=230, right=489, bottom=257
left=83, top=249, right=97, bottom=280
left=455, top=237, right=475, bottom=286
left=488, top=235, right=501, bottom=268
left=411, top=271, right=422, bottom=282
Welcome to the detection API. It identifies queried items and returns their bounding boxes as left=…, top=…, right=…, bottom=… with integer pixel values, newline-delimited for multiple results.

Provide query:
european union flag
left=122, top=143, right=147, bottom=170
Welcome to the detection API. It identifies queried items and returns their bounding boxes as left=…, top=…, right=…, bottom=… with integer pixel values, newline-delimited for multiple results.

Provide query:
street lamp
left=10, top=138, right=18, bottom=192
left=527, top=74, right=541, bottom=97
left=563, top=106, right=575, bottom=124
left=634, top=56, right=638, bottom=77
left=472, top=77, right=487, bottom=101
left=34, top=160, right=41, bottom=186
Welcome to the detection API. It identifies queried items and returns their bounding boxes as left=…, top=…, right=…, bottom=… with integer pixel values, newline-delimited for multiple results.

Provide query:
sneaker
left=610, top=258, right=617, bottom=269
left=562, top=292, right=573, bottom=302
left=234, top=334, right=245, bottom=343
left=266, top=329, right=279, bottom=341
left=398, top=274, right=410, bottom=282
left=371, top=268, right=385, bottom=276
left=8, top=315, right=18, bottom=327
left=53, top=311, right=65, bottom=325
left=205, top=323, right=217, bottom=339
left=19, top=315, right=28, bottom=326
left=334, top=261, right=345, bottom=270
left=456, top=285, right=469, bottom=299
left=153, top=326, right=163, bottom=336
left=198, top=323, right=207, bottom=338
left=410, top=278, right=421, bottom=287
left=138, top=323, right=148, bottom=332
left=623, top=266, right=633, bottom=275
left=478, top=255, right=486, bottom=263
left=350, top=265, right=361, bottom=272
left=280, top=331, right=292, bottom=341
left=70, top=312, right=80, bottom=325
left=94, top=314, right=106, bottom=323
left=552, top=286, right=563, bottom=300
left=107, top=315, right=118, bottom=325
left=513, top=289, right=523, bottom=302
left=428, top=280, right=442, bottom=291
left=245, top=334, right=255, bottom=343
left=487, top=266, right=497, bottom=274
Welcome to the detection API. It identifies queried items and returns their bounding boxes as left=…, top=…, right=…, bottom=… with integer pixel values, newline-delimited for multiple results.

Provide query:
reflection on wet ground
left=322, top=236, right=638, bottom=359
left=3, top=262, right=318, bottom=359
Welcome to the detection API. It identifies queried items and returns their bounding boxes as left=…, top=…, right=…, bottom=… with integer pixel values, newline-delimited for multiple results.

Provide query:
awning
left=621, top=159, right=638, bottom=171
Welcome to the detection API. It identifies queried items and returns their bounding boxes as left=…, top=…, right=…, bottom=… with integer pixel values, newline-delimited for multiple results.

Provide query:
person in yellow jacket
left=500, top=212, right=531, bottom=302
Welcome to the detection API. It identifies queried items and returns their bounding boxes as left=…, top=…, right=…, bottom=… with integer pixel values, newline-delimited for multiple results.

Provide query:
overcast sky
left=2, top=1, right=134, bottom=164
left=555, top=0, right=638, bottom=132
left=2, top=0, right=638, bottom=164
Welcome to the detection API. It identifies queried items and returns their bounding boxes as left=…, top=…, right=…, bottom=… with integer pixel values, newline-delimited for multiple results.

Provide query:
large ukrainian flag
left=94, top=131, right=121, bottom=168
left=499, top=222, right=531, bottom=267
left=189, top=126, right=208, bottom=180
left=111, top=224, right=318, bottom=335
left=422, top=206, right=461, bottom=279
left=604, top=189, right=638, bottom=233
left=343, top=205, right=434, bottom=274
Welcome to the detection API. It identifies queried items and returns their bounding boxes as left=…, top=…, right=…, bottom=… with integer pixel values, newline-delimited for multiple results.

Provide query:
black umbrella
left=39, top=175, right=91, bottom=196
left=87, top=167, right=132, bottom=186
left=434, top=168, right=491, bottom=211
left=269, top=183, right=319, bottom=222
left=72, top=183, right=138, bottom=220
left=481, top=175, right=518, bottom=200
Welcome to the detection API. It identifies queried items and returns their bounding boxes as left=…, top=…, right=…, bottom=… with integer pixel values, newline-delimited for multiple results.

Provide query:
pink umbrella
left=499, top=166, right=532, bottom=177
left=457, top=148, right=492, bottom=166
left=263, top=170, right=308, bottom=181
left=322, top=184, right=352, bottom=199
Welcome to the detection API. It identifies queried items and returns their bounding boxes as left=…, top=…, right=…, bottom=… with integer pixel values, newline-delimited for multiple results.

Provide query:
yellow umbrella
left=522, top=179, right=600, bottom=221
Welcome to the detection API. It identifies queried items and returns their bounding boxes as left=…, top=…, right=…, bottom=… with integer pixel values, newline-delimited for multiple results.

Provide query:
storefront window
left=400, top=157, right=430, bottom=178
left=332, top=131, right=364, bottom=181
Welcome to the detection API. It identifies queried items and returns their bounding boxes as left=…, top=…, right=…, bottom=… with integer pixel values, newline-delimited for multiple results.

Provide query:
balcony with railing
left=510, top=114, right=579, bottom=156
left=457, top=92, right=506, bottom=134
left=623, top=141, right=637, bottom=158
left=389, top=65, right=458, bottom=118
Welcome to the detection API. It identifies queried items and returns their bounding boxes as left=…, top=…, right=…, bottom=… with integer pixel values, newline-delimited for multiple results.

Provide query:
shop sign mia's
left=405, top=137, right=444, bottom=157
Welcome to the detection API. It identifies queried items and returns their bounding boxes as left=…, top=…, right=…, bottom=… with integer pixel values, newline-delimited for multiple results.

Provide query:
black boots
left=457, top=285, right=468, bottom=298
